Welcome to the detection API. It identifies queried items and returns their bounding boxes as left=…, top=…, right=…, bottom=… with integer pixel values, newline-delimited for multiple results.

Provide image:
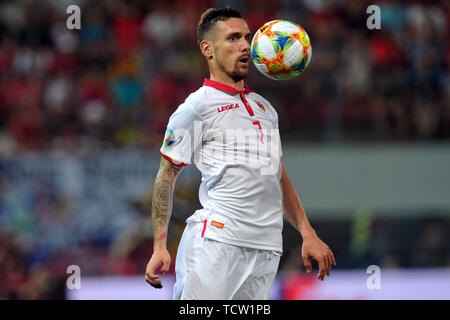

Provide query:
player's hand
left=145, top=249, right=171, bottom=289
left=301, top=233, right=336, bottom=281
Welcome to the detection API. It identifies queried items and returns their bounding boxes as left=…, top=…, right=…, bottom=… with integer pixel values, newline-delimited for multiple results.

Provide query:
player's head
left=197, top=7, right=251, bottom=82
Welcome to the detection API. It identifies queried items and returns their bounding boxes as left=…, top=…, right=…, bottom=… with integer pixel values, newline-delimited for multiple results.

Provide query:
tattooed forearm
left=152, top=179, right=171, bottom=228
left=151, top=157, right=184, bottom=250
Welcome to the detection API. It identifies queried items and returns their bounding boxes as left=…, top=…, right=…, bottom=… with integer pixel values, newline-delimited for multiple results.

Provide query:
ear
left=200, top=39, right=214, bottom=60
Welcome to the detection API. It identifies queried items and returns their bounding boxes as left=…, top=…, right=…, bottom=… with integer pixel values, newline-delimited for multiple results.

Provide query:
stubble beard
left=215, top=51, right=248, bottom=82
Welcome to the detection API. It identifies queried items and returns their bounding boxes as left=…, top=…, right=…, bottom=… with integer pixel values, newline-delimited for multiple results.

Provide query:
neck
left=209, top=70, right=244, bottom=91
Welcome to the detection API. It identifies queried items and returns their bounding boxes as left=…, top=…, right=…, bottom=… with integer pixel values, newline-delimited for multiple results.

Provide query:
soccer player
left=145, top=7, right=335, bottom=300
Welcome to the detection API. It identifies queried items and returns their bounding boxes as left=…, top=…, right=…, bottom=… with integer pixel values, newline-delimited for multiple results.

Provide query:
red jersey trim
left=202, top=79, right=255, bottom=117
left=239, top=92, right=255, bottom=117
left=203, top=78, right=254, bottom=94
left=159, top=149, right=188, bottom=167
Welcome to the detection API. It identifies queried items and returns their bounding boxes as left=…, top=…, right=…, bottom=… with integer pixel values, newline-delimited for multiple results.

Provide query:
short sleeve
left=160, top=103, right=204, bottom=166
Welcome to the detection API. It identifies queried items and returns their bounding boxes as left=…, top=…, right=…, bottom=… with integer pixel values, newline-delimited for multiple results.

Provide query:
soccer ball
left=251, top=20, right=312, bottom=81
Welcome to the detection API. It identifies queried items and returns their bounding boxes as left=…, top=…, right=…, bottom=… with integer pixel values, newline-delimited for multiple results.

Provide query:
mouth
left=238, top=56, right=249, bottom=67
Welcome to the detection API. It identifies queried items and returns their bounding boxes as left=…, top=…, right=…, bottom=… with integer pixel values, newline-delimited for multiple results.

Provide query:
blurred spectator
left=412, top=219, right=448, bottom=267
left=142, top=0, right=183, bottom=49
left=110, top=1, right=143, bottom=55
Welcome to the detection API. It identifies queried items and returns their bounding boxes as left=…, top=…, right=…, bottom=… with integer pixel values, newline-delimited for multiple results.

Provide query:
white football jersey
left=160, top=79, right=283, bottom=253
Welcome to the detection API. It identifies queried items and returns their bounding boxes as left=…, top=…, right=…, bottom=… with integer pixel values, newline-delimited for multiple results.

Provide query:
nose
left=241, top=38, right=250, bottom=53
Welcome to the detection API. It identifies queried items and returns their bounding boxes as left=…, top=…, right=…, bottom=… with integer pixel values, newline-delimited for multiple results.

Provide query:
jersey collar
left=203, top=78, right=254, bottom=94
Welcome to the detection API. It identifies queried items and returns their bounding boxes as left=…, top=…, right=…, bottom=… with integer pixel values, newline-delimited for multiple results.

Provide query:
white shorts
left=172, top=221, right=281, bottom=300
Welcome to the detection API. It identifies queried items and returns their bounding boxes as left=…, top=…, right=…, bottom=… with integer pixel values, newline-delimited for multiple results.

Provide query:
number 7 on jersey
left=252, top=121, right=264, bottom=144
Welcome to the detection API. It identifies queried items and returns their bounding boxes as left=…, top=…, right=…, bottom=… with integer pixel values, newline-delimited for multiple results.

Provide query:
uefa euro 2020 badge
left=163, top=128, right=175, bottom=147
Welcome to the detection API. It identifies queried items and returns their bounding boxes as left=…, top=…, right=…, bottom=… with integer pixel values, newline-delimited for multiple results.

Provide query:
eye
left=230, top=35, right=237, bottom=41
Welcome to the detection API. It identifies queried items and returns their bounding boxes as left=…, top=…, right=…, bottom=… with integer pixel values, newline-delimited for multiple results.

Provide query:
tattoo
left=151, top=158, right=183, bottom=248
left=157, top=232, right=167, bottom=242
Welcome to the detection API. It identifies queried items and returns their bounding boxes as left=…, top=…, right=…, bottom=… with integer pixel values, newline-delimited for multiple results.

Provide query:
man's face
left=211, top=18, right=252, bottom=82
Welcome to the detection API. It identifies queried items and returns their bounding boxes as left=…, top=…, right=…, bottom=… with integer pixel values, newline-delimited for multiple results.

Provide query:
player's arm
left=279, top=157, right=336, bottom=280
left=145, top=156, right=184, bottom=288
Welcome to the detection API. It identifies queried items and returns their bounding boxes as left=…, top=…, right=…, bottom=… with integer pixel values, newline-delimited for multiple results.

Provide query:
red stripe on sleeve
left=159, top=150, right=188, bottom=167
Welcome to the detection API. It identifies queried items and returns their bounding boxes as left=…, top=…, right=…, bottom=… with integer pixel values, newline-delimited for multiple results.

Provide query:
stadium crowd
left=0, top=0, right=448, bottom=299
left=0, top=0, right=448, bottom=154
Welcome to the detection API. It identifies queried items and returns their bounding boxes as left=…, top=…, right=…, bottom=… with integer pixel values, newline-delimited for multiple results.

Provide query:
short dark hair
left=197, top=7, right=243, bottom=46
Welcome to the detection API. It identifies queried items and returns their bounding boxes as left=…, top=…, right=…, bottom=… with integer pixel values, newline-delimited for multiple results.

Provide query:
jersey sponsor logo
left=211, top=220, right=224, bottom=229
left=255, top=100, right=266, bottom=112
left=217, top=103, right=240, bottom=113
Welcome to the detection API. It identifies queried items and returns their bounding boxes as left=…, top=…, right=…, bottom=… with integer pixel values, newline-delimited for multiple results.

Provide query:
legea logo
left=217, top=104, right=240, bottom=113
